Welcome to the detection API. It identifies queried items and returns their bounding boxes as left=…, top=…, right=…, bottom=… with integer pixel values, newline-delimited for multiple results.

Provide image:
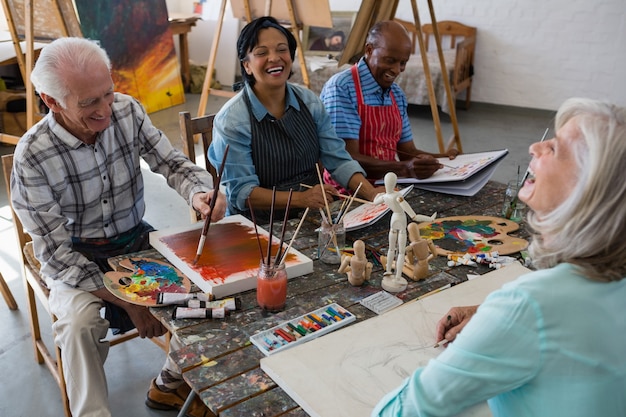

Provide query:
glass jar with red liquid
left=256, top=260, right=287, bottom=312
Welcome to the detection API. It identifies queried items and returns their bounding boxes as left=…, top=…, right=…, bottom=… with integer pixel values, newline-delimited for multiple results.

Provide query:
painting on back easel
left=74, top=0, right=184, bottom=113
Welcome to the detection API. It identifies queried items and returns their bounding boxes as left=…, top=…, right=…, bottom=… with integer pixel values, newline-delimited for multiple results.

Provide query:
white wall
left=332, top=0, right=626, bottom=110
left=5, top=0, right=620, bottom=110
left=174, top=0, right=625, bottom=111
left=167, top=0, right=240, bottom=86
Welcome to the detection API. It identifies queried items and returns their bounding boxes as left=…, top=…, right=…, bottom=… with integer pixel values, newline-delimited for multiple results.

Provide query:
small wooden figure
left=373, top=172, right=436, bottom=293
left=338, top=240, right=372, bottom=286
left=404, top=223, right=437, bottom=280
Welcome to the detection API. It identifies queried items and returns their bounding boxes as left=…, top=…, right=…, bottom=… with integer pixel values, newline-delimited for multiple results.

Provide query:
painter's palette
left=104, top=258, right=191, bottom=307
left=418, top=215, right=528, bottom=256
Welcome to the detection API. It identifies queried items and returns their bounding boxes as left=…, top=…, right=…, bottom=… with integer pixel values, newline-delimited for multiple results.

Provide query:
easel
left=341, top=0, right=462, bottom=153
left=0, top=0, right=81, bottom=145
left=196, top=0, right=313, bottom=120
left=410, top=0, right=463, bottom=153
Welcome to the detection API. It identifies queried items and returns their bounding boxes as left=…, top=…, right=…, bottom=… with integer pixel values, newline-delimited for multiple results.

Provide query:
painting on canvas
left=74, top=0, right=185, bottom=113
left=150, top=215, right=313, bottom=298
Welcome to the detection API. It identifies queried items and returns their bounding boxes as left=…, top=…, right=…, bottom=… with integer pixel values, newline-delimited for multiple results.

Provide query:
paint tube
left=187, top=297, right=241, bottom=311
left=172, top=307, right=228, bottom=319
left=156, top=292, right=212, bottom=305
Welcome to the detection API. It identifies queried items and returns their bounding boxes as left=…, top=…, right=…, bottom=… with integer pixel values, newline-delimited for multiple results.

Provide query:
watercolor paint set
left=359, top=291, right=404, bottom=315
left=249, top=303, right=355, bottom=356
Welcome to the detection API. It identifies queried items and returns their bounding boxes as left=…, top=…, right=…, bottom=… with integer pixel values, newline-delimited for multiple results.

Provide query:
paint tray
left=249, top=303, right=355, bottom=356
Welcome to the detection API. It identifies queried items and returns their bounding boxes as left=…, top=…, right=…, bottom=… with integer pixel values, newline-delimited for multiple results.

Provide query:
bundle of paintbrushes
left=248, top=187, right=309, bottom=268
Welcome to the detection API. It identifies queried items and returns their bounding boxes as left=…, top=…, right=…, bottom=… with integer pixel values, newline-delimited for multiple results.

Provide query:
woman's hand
left=436, top=305, right=479, bottom=344
left=299, top=184, right=338, bottom=209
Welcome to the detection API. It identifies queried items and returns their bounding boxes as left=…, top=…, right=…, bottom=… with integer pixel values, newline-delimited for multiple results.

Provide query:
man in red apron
left=321, top=20, right=458, bottom=187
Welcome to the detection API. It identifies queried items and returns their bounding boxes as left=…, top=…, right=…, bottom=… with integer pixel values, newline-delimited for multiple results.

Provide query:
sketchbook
left=375, top=149, right=509, bottom=196
left=149, top=215, right=313, bottom=298
left=343, top=185, right=414, bottom=231
left=261, top=262, right=531, bottom=417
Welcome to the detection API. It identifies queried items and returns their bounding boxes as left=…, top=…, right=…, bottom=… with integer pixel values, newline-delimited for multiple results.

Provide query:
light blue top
left=208, top=83, right=364, bottom=214
left=320, top=58, right=412, bottom=144
left=372, top=263, right=626, bottom=417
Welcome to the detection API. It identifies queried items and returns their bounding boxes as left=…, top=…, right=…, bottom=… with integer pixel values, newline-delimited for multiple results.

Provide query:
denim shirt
left=209, top=83, right=365, bottom=214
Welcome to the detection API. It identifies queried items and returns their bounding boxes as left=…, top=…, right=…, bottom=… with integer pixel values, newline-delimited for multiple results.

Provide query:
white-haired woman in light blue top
left=373, top=97, right=626, bottom=417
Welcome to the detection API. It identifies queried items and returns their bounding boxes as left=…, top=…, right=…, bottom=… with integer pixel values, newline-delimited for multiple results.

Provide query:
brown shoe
left=145, top=379, right=215, bottom=417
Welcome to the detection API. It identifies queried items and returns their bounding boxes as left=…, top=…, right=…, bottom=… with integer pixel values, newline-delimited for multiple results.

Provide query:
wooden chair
left=422, top=21, right=477, bottom=109
left=2, top=154, right=169, bottom=417
left=179, top=111, right=217, bottom=222
left=0, top=0, right=83, bottom=141
left=0, top=271, right=18, bottom=310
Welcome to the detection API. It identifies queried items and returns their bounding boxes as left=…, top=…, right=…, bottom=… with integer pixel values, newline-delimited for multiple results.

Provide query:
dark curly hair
left=236, top=16, right=297, bottom=89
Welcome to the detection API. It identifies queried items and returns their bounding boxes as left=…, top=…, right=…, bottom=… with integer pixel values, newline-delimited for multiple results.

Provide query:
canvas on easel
left=74, top=0, right=185, bottom=113
left=196, top=0, right=330, bottom=120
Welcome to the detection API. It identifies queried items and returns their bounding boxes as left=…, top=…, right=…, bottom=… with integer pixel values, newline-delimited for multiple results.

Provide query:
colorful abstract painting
left=74, top=0, right=184, bottom=113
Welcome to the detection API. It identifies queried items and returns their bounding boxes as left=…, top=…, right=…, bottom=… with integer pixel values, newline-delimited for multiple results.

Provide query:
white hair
left=527, top=98, right=626, bottom=282
left=30, top=37, right=111, bottom=108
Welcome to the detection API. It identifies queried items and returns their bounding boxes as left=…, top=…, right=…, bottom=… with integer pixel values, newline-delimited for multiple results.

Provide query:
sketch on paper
left=260, top=264, right=530, bottom=417
left=343, top=185, right=414, bottom=231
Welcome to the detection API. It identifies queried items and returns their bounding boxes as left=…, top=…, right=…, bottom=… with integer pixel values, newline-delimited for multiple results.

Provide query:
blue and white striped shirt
left=320, top=58, right=413, bottom=144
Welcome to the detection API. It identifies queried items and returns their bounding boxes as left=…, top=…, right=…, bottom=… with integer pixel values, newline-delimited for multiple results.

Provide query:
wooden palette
left=417, top=215, right=528, bottom=256
left=104, top=258, right=191, bottom=307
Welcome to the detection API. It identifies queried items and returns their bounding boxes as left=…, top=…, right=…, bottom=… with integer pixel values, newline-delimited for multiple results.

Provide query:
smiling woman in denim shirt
left=208, top=16, right=380, bottom=221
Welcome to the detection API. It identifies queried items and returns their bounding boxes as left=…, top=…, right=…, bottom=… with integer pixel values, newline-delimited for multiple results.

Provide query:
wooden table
left=169, top=13, right=201, bottom=92
left=111, top=181, right=529, bottom=416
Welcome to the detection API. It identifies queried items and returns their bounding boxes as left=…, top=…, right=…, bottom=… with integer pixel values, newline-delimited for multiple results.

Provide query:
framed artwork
left=304, top=11, right=357, bottom=57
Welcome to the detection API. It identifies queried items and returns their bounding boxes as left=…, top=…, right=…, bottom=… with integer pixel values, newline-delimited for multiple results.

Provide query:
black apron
left=240, top=87, right=320, bottom=223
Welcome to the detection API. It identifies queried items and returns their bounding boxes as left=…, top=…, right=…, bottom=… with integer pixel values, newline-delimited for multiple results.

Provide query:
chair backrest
left=422, top=20, right=476, bottom=51
left=2, top=154, right=31, bottom=253
left=0, top=0, right=83, bottom=130
left=179, top=111, right=216, bottom=183
left=179, top=111, right=216, bottom=222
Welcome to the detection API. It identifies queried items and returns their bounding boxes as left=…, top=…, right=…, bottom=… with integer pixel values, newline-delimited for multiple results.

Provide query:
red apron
left=351, top=64, right=403, bottom=161
left=325, top=65, right=403, bottom=189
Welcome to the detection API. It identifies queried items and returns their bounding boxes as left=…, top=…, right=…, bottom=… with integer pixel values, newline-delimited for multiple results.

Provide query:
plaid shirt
left=11, top=93, right=212, bottom=291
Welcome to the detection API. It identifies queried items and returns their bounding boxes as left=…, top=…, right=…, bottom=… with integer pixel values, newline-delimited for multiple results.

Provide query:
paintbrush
left=505, top=128, right=549, bottom=219
left=247, top=197, right=264, bottom=260
left=299, top=183, right=371, bottom=205
left=192, top=144, right=229, bottom=265
left=380, top=146, right=455, bottom=168
left=274, top=189, right=293, bottom=266
left=266, top=186, right=277, bottom=266
left=278, top=207, right=310, bottom=265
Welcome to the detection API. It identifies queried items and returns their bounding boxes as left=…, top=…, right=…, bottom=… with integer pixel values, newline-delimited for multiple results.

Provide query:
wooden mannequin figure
left=404, top=222, right=438, bottom=280
left=374, top=172, right=436, bottom=293
left=338, top=240, right=373, bottom=286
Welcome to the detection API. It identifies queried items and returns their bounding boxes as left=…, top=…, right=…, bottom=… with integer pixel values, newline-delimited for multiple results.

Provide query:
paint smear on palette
left=104, top=258, right=189, bottom=306
left=158, top=222, right=296, bottom=284
left=420, top=219, right=498, bottom=254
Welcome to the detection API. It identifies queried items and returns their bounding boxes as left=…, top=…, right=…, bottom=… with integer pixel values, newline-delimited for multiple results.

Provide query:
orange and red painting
left=74, top=0, right=184, bottom=113
left=149, top=215, right=313, bottom=298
